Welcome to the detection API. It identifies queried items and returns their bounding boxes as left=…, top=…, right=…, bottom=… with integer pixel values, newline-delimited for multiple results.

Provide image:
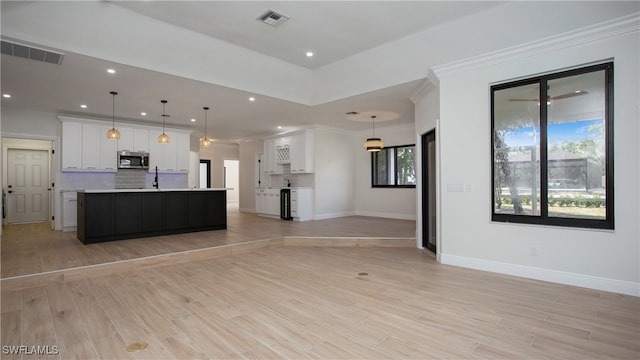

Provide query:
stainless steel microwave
left=117, top=151, right=149, bottom=169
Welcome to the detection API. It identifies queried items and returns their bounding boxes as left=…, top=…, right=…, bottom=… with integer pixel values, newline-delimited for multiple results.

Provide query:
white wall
left=354, top=124, right=417, bottom=220
left=238, top=139, right=263, bottom=213
left=313, top=128, right=356, bottom=219
left=417, top=16, right=639, bottom=295
left=199, top=142, right=239, bottom=188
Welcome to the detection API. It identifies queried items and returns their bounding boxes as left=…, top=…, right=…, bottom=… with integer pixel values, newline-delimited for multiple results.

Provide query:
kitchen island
left=77, top=188, right=227, bottom=244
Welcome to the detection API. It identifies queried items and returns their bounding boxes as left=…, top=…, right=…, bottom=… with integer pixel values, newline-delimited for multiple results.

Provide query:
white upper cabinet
left=61, top=121, right=82, bottom=169
left=263, top=138, right=283, bottom=174
left=61, top=120, right=118, bottom=172
left=290, top=129, right=314, bottom=173
left=118, top=127, right=149, bottom=153
left=60, top=117, right=190, bottom=173
left=100, top=125, right=118, bottom=170
left=148, top=130, right=190, bottom=172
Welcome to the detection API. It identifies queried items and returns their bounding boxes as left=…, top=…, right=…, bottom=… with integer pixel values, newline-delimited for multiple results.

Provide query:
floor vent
left=257, top=9, right=289, bottom=27
left=1, top=40, right=64, bottom=65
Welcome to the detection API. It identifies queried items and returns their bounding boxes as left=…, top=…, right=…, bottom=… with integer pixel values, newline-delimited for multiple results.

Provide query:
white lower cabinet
left=291, top=188, right=312, bottom=221
left=256, top=189, right=281, bottom=217
left=62, top=192, right=77, bottom=231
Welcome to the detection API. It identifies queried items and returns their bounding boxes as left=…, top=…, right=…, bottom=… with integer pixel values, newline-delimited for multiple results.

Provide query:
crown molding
left=409, top=79, right=436, bottom=104
left=432, top=13, right=639, bottom=78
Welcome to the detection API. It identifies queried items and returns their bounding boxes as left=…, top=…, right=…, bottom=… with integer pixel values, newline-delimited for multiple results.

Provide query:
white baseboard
left=440, top=254, right=640, bottom=297
left=355, top=211, right=416, bottom=221
left=314, top=211, right=357, bottom=220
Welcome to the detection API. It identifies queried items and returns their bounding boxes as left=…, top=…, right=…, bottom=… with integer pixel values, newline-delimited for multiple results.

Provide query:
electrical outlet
left=530, top=247, right=538, bottom=256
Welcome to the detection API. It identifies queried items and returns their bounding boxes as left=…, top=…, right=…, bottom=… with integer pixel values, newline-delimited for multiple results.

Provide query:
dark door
left=422, top=130, right=436, bottom=253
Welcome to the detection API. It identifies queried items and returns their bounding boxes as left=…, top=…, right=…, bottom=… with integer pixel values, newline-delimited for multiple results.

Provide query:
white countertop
left=76, top=188, right=231, bottom=193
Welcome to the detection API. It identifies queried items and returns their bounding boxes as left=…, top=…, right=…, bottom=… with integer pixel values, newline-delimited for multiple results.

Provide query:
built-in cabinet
left=291, top=188, right=312, bottom=221
left=148, top=130, right=190, bottom=172
left=61, top=120, right=117, bottom=171
left=62, top=191, right=78, bottom=231
left=117, top=127, right=150, bottom=153
left=60, top=117, right=190, bottom=173
left=255, top=188, right=281, bottom=216
left=263, top=129, right=314, bottom=174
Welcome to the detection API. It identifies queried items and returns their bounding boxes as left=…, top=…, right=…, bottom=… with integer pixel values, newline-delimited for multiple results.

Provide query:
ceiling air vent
left=257, top=9, right=289, bottom=27
left=1, top=40, right=64, bottom=65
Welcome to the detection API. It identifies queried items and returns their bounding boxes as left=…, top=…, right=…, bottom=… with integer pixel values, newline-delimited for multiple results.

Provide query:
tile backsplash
left=60, top=171, right=188, bottom=190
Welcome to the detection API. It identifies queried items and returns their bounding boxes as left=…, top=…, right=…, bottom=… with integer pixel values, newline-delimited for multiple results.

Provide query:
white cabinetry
left=291, top=188, right=313, bottom=221
left=290, top=130, right=314, bottom=173
left=263, top=138, right=283, bottom=174
left=256, top=188, right=281, bottom=216
left=61, top=122, right=82, bottom=169
left=61, top=120, right=117, bottom=172
left=62, top=191, right=77, bottom=231
left=148, top=130, right=190, bottom=172
left=117, top=128, right=149, bottom=153
left=275, top=136, right=291, bottom=164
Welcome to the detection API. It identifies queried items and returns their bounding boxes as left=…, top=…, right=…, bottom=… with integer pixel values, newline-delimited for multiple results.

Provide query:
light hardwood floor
left=1, top=246, right=639, bottom=359
left=1, top=205, right=416, bottom=279
left=2, top=207, right=639, bottom=359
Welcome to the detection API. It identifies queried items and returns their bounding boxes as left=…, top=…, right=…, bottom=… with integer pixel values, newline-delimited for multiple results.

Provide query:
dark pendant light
left=363, top=115, right=384, bottom=151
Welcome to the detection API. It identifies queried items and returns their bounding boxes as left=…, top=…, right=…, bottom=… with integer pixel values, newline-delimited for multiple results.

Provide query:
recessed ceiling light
left=306, top=51, right=314, bottom=57
left=277, top=126, right=282, bottom=129
left=140, top=112, right=147, bottom=116
left=80, top=104, right=87, bottom=109
left=2, top=94, right=11, bottom=98
left=249, top=97, right=255, bottom=102
left=190, top=118, right=196, bottom=122
left=107, top=68, right=116, bottom=74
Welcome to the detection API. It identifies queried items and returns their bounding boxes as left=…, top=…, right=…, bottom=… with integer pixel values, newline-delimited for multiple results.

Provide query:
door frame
left=199, top=159, right=211, bottom=188
left=2, top=134, right=57, bottom=230
left=421, top=129, right=437, bottom=254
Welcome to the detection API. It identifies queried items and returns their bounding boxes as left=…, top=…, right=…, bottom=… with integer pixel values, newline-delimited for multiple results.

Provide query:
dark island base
left=77, top=190, right=227, bottom=244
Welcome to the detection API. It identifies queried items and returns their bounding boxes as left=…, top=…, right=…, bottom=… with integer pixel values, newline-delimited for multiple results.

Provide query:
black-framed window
left=491, top=62, right=613, bottom=229
left=372, top=144, right=416, bottom=188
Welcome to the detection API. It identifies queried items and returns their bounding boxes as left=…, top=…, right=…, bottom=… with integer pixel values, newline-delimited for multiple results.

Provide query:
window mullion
left=540, top=80, right=549, bottom=219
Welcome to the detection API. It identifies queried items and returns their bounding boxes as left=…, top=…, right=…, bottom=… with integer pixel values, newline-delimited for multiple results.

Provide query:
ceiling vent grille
left=257, top=9, right=289, bottom=27
left=1, top=40, right=64, bottom=65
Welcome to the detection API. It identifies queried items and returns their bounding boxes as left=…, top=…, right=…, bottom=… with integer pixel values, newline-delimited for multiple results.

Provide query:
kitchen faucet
left=152, top=166, right=159, bottom=189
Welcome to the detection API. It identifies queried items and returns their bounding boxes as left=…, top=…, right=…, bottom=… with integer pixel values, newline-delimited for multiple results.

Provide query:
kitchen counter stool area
left=77, top=189, right=227, bottom=244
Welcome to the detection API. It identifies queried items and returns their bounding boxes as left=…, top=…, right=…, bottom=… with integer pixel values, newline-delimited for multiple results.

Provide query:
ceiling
left=0, top=1, right=503, bottom=143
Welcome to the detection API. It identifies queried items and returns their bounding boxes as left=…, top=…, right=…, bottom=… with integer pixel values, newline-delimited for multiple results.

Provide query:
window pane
left=493, top=83, right=541, bottom=216
left=373, top=149, right=391, bottom=185
left=396, top=146, right=416, bottom=185
left=547, top=70, right=607, bottom=220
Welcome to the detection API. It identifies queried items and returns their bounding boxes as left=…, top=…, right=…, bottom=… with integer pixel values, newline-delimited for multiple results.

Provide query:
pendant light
left=363, top=115, right=384, bottom=151
left=157, top=99, right=170, bottom=144
left=106, top=91, right=121, bottom=139
left=200, top=106, right=212, bottom=148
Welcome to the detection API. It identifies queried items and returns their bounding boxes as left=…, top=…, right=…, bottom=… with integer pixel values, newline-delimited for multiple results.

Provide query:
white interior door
left=6, top=149, right=50, bottom=223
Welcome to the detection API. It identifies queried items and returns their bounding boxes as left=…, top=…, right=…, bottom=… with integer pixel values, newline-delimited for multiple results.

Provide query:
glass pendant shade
left=200, top=106, right=212, bottom=148
left=200, top=137, right=212, bottom=148
left=158, top=99, right=170, bottom=144
left=107, top=128, right=121, bottom=139
left=106, top=91, right=120, bottom=140
left=364, top=115, right=384, bottom=152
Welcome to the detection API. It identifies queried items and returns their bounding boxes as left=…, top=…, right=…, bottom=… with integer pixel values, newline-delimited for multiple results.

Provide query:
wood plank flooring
left=1, top=205, right=416, bottom=278
left=2, top=246, right=638, bottom=359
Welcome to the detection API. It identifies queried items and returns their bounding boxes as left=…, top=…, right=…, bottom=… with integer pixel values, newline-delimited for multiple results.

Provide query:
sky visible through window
left=504, top=118, right=602, bottom=147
